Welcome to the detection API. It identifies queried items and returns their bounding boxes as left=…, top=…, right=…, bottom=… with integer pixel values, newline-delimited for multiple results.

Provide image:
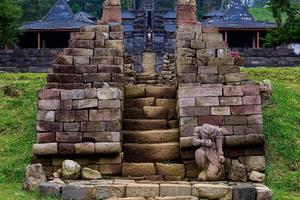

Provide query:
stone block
left=176, top=32, right=195, bottom=40
left=225, top=116, right=248, bottom=125
left=156, top=163, right=185, bottom=177
left=239, top=156, right=265, bottom=172
left=249, top=171, right=265, bottom=183
left=180, top=137, right=193, bottom=148
left=223, top=86, right=243, bottom=96
left=52, top=65, right=74, bottom=74
left=96, top=32, right=109, bottom=40
left=38, top=100, right=60, bottom=110
left=242, top=84, right=260, bottom=95
left=82, top=73, right=111, bottom=82
left=176, top=48, right=195, bottom=57
left=184, top=161, right=200, bottom=178
left=198, top=65, right=218, bottom=74
left=177, top=73, right=197, bottom=83
left=105, top=121, right=122, bottom=132
left=39, top=182, right=62, bottom=198
left=202, top=33, right=223, bottom=42
left=38, top=89, right=60, bottom=100
left=180, top=126, right=196, bottom=137
left=73, top=56, right=90, bottom=65
left=97, top=88, right=121, bottom=100
left=220, top=97, right=243, bottom=106
left=180, top=117, right=198, bottom=127
left=58, top=143, right=75, bottom=155
left=95, top=142, right=122, bottom=154
left=61, top=90, right=85, bottom=100
left=95, top=40, right=105, bottom=48
left=37, top=110, right=55, bottom=122
left=110, top=32, right=124, bottom=39
left=145, top=86, right=176, bottom=99
left=255, top=186, right=272, bottom=200
left=47, top=74, right=82, bottom=83
left=72, top=99, right=98, bottom=109
left=70, top=32, right=95, bottom=40
left=37, top=132, right=55, bottom=143
left=242, top=96, right=261, bottom=105
left=98, top=65, right=123, bottom=73
left=178, top=84, right=223, bottom=98
left=225, top=73, right=248, bottom=82
left=98, top=100, right=121, bottom=109
left=89, top=109, right=121, bottom=121
left=177, top=65, right=197, bottom=74
left=206, top=41, right=228, bottom=49
left=218, top=66, right=240, bottom=74
left=57, top=55, right=73, bottom=65
left=95, top=184, right=126, bottom=199
left=195, top=97, right=219, bottom=106
left=211, top=107, right=230, bottom=115
left=160, top=184, right=192, bottom=197
left=64, top=48, right=94, bottom=57
left=62, top=185, right=95, bottom=200
left=84, top=88, right=97, bottom=98
left=192, top=183, right=232, bottom=200
left=105, top=40, right=123, bottom=50
left=179, top=107, right=211, bottom=117
left=198, top=116, right=224, bottom=125
left=231, top=105, right=262, bottom=115
left=55, top=111, right=75, bottom=122
left=126, top=184, right=159, bottom=198
left=69, top=40, right=94, bottom=49
left=247, top=115, right=263, bottom=125
left=83, top=132, right=120, bottom=142
left=232, top=184, right=256, bottom=200
left=75, top=110, right=89, bottom=122
left=99, top=164, right=122, bottom=175
left=56, top=132, right=82, bottom=143
left=178, top=98, right=195, bottom=107
left=81, top=122, right=105, bottom=132
left=176, top=57, right=193, bottom=65
left=32, top=143, right=58, bottom=155
left=74, top=143, right=95, bottom=154
left=93, top=154, right=122, bottom=164
left=74, top=65, right=97, bottom=73
left=208, top=58, right=235, bottom=66
left=233, top=125, right=263, bottom=135
left=94, top=48, right=123, bottom=57
left=191, top=40, right=205, bottom=49
left=122, top=163, right=156, bottom=176
left=36, top=121, right=63, bottom=132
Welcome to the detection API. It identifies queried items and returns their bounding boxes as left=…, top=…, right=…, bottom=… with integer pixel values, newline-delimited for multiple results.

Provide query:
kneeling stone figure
left=193, top=124, right=225, bottom=181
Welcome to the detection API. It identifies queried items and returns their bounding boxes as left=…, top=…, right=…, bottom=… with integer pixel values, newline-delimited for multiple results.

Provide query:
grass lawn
left=0, top=68, right=299, bottom=199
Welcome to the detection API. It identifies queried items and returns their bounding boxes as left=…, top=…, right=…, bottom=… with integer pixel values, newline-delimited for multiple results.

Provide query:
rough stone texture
left=95, top=184, right=126, bottom=199
left=81, top=167, right=102, bottom=180
left=126, top=184, right=160, bottom=198
left=62, top=160, right=81, bottom=180
left=156, top=163, right=185, bottom=177
left=248, top=171, right=265, bottom=183
left=39, top=181, right=63, bottom=197
left=227, top=160, right=247, bottom=182
left=160, top=184, right=191, bottom=197
left=192, top=183, right=232, bottom=200
left=232, top=184, right=256, bottom=200
left=62, top=185, right=95, bottom=200
left=24, top=164, right=47, bottom=191
left=122, top=163, right=156, bottom=176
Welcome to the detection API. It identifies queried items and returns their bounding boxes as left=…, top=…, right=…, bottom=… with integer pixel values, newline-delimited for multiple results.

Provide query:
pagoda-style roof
left=202, top=0, right=277, bottom=30
left=22, top=0, right=95, bottom=31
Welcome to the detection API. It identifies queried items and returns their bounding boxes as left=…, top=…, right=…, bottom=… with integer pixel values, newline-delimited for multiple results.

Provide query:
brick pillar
left=99, top=0, right=122, bottom=24
left=176, top=0, right=197, bottom=25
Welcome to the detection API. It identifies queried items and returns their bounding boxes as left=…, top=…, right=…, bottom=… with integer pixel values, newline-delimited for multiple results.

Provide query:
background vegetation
left=0, top=68, right=299, bottom=199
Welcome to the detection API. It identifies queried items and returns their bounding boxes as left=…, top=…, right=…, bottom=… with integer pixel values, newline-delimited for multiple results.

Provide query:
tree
left=0, top=0, right=22, bottom=48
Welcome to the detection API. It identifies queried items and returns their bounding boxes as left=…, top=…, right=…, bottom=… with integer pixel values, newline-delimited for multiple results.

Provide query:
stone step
left=123, top=142, right=180, bottom=162
left=123, top=119, right=168, bottom=130
left=125, top=97, right=155, bottom=109
left=123, top=129, right=179, bottom=143
left=125, top=85, right=177, bottom=99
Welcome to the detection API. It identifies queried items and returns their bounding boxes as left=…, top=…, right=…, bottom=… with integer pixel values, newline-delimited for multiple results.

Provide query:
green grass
left=249, top=7, right=289, bottom=23
left=0, top=69, right=299, bottom=199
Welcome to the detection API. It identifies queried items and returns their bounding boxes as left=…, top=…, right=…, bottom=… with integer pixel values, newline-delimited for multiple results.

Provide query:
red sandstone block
left=89, top=109, right=121, bottom=121
left=178, top=97, right=195, bottom=107
left=81, top=122, right=105, bottom=132
left=74, top=65, right=97, bottom=73
left=58, top=143, right=75, bottom=155
left=233, top=125, right=263, bottom=135
left=58, top=83, right=85, bottom=90
left=242, top=96, right=261, bottom=105
left=223, top=86, right=243, bottom=96
left=75, top=110, right=89, bottom=122
left=179, top=107, right=211, bottom=117
left=47, top=74, right=82, bottom=83
left=52, top=65, right=74, bottom=73
left=61, top=100, right=72, bottom=110
left=38, top=89, right=60, bottom=100
left=219, top=97, right=242, bottom=106
left=242, top=84, right=260, bottom=95
left=231, top=105, right=262, bottom=115
left=198, top=116, right=224, bottom=125
left=38, top=100, right=60, bottom=110
left=36, top=121, right=63, bottom=132
left=225, top=116, right=248, bottom=125
left=55, top=111, right=75, bottom=122
left=56, top=132, right=82, bottom=143
left=64, top=123, right=80, bottom=132
left=98, top=65, right=123, bottom=73
left=247, top=115, right=263, bottom=125
left=178, top=84, right=223, bottom=98
left=37, top=132, right=55, bottom=143
left=105, top=121, right=122, bottom=132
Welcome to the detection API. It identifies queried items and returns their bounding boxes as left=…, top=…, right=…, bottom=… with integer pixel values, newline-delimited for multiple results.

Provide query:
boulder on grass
left=24, top=163, right=47, bottom=191
left=62, top=160, right=81, bottom=180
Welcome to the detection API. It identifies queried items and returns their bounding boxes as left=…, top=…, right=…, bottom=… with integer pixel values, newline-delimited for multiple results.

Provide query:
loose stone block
left=72, top=99, right=98, bottom=109
left=74, top=143, right=95, bottom=154
left=156, top=163, right=185, bottom=177
left=56, top=132, right=82, bottom=143
left=33, top=143, right=58, bottom=155
left=195, top=97, right=219, bottom=106
left=126, top=184, right=159, bottom=198
left=249, top=171, right=265, bottom=182
left=160, top=184, right=192, bottom=197
left=122, top=163, right=156, bottom=176
left=95, top=142, right=122, bottom=154
left=192, top=183, right=232, bottom=200
left=95, top=184, right=126, bottom=199
left=239, top=156, right=265, bottom=172
left=83, top=132, right=120, bottom=142
left=61, top=90, right=85, bottom=100
left=97, top=88, right=121, bottom=100
left=62, top=185, right=95, bottom=200
left=38, top=100, right=60, bottom=110
left=211, top=107, right=230, bottom=115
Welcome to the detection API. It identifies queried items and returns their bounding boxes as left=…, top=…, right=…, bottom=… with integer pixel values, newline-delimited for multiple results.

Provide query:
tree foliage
left=263, top=0, right=300, bottom=47
left=0, top=0, right=22, bottom=48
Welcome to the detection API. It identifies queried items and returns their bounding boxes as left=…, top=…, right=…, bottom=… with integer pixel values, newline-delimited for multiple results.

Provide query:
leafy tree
left=0, top=0, right=22, bottom=48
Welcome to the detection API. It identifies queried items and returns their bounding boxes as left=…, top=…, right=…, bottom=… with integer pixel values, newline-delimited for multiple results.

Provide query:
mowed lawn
left=0, top=68, right=299, bottom=200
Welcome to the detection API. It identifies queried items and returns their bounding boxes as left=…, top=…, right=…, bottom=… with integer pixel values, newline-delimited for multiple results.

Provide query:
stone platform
left=39, top=179, right=272, bottom=200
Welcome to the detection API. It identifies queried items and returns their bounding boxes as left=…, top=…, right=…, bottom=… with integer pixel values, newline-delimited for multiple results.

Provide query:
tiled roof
left=22, top=0, right=95, bottom=31
left=202, top=0, right=277, bottom=29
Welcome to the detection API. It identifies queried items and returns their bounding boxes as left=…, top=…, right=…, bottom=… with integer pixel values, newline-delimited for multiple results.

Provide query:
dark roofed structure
left=20, top=0, right=96, bottom=49
left=201, top=0, right=277, bottom=48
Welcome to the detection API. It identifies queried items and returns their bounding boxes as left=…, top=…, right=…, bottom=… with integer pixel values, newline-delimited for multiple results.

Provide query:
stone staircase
left=122, top=85, right=183, bottom=178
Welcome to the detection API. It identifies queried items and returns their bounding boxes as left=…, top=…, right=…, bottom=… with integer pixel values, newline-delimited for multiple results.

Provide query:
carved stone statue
left=193, top=124, right=225, bottom=181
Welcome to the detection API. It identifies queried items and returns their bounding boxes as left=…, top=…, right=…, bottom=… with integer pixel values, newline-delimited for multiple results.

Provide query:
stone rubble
left=24, top=163, right=47, bottom=191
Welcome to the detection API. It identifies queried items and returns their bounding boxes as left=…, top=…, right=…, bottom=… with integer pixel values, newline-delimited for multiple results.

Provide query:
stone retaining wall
left=0, top=49, right=57, bottom=72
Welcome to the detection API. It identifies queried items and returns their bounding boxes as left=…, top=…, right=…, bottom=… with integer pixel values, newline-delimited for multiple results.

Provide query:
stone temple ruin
left=28, top=0, right=272, bottom=199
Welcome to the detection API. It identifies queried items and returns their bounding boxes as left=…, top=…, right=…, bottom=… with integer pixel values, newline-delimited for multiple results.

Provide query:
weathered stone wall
left=236, top=48, right=300, bottom=67
left=0, top=49, right=57, bottom=73
left=158, top=53, right=176, bottom=85
left=176, top=0, right=266, bottom=182
left=32, top=23, right=125, bottom=177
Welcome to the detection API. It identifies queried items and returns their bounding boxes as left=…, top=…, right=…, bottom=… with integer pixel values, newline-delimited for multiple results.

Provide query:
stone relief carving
left=193, top=124, right=225, bottom=181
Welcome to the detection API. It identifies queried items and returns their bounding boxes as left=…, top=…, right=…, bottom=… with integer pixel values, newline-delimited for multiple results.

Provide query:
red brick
left=231, top=105, right=262, bottom=115
left=47, top=74, right=82, bottom=83
left=36, top=121, right=63, bottom=132
left=82, top=73, right=111, bottom=82
left=198, top=116, right=224, bottom=125
left=52, top=65, right=74, bottom=73
left=242, top=84, right=260, bottom=95
left=60, top=100, right=72, bottom=110
left=74, top=110, right=89, bottom=122
left=38, top=100, right=60, bottom=110
left=37, top=132, right=55, bottom=143
left=74, top=65, right=97, bottom=73
left=56, top=132, right=82, bottom=142
left=58, top=143, right=75, bottom=155
left=98, top=65, right=123, bottom=73
left=223, top=86, right=243, bottom=96
left=55, top=111, right=75, bottom=122
left=64, top=123, right=80, bottom=132
left=89, top=109, right=121, bottom=121
left=179, top=107, right=211, bottom=117
left=225, top=116, right=247, bottom=125
left=233, top=125, right=263, bottom=135
left=38, top=89, right=60, bottom=100
left=219, top=97, right=242, bottom=106
left=58, top=83, right=85, bottom=90
left=242, top=96, right=261, bottom=105
left=81, top=122, right=105, bottom=132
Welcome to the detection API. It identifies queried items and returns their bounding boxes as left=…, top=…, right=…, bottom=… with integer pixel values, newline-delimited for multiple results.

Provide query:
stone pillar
left=99, top=0, right=122, bottom=24
left=176, top=0, right=197, bottom=25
